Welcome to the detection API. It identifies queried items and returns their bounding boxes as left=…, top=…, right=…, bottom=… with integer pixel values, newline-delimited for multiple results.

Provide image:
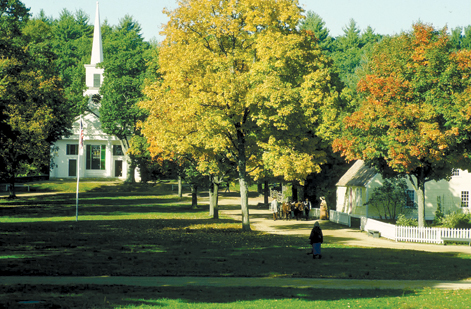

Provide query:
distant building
left=50, top=2, right=132, bottom=180
left=336, top=160, right=471, bottom=220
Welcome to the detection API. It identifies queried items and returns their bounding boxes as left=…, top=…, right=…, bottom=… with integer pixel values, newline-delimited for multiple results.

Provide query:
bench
left=441, top=237, right=471, bottom=246
left=367, top=230, right=380, bottom=238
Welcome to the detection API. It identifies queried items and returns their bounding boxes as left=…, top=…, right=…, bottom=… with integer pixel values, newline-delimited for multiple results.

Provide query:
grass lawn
left=1, top=180, right=471, bottom=308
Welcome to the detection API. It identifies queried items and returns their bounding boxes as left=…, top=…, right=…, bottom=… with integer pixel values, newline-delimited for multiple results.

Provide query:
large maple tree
left=141, top=0, right=343, bottom=230
left=333, top=24, right=471, bottom=227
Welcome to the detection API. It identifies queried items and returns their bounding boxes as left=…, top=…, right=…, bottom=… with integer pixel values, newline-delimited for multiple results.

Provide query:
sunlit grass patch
left=2, top=285, right=471, bottom=309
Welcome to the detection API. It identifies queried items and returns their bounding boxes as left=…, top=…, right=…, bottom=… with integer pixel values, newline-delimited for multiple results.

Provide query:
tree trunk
left=417, top=171, right=426, bottom=228
left=257, top=182, right=262, bottom=194
left=209, top=175, right=214, bottom=217
left=239, top=175, right=250, bottom=231
left=178, top=175, right=182, bottom=198
left=191, top=184, right=198, bottom=209
left=264, top=180, right=269, bottom=207
left=8, top=176, right=16, bottom=199
left=409, top=170, right=426, bottom=227
left=282, top=183, right=288, bottom=202
left=122, top=139, right=135, bottom=184
left=126, top=164, right=136, bottom=183
left=209, top=179, right=220, bottom=219
left=237, top=128, right=250, bottom=231
left=292, top=181, right=298, bottom=202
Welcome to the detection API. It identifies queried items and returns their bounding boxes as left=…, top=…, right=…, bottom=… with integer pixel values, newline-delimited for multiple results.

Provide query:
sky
left=25, top=0, right=471, bottom=42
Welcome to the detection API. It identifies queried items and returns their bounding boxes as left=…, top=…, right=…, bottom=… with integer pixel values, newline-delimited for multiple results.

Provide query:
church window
left=93, top=74, right=101, bottom=88
left=86, top=145, right=106, bottom=170
left=113, top=145, right=124, bottom=156
left=66, top=144, right=79, bottom=155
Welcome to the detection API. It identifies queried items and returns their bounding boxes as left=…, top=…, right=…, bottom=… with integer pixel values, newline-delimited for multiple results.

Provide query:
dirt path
left=217, top=194, right=471, bottom=255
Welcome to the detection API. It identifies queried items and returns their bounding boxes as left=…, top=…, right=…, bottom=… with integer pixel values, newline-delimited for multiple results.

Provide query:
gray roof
left=336, top=160, right=377, bottom=187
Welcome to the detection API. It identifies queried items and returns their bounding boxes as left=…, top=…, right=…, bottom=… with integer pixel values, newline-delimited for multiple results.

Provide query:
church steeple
left=90, top=2, right=103, bottom=65
left=84, top=1, right=105, bottom=106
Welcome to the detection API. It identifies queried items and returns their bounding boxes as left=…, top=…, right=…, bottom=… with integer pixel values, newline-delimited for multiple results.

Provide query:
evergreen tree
left=50, top=9, right=93, bottom=115
left=299, top=11, right=333, bottom=52
left=99, top=15, right=150, bottom=182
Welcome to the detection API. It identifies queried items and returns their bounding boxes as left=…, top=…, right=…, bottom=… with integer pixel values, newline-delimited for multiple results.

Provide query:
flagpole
left=76, top=117, right=84, bottom=222
left=76, top=155, right=80, bottom=222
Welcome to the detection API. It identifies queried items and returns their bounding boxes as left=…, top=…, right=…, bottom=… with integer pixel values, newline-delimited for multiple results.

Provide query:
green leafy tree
left=50, top=9, right=93, bottom=115
left=0, top=1, right=73, bottom=197
left=99, top=15, right=150, bottom=182
left=366, top=178, right=411, bottom=220
left=299, top=11, right=333, bottom=52
left=141, top=0, right=344, bottom=231
left=304, top=149, right=351, bottom=209
left=331, top=20, right=382, bottom=90
left=333, top=24, right=471, bottom=227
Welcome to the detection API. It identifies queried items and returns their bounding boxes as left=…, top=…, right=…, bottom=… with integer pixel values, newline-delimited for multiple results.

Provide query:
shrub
left=433, top=196, right=445, bottom=225
left=396, top=214, right=418, bottom=227
left=366, top=178, right=411, bottom=220
left=440, top=212, right=471, bottom=229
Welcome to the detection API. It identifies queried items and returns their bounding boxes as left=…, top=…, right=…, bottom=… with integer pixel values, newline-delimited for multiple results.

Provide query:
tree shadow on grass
left=0, top=193, right=198, bottom=218
left=1, top=219, right=471, bottom=281
left=0, top=284, right=413, bottom=308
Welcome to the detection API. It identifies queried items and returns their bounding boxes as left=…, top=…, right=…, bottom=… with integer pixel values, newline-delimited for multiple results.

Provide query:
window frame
left=66, top=144, right=79, bottom=155
left=86, top=144, right=106, bottom=170
left=405, top=190, right=416, bottom=209
left=461, top=191, right=469, bottom=208
left=113, top=145, right=124, bottom=156
left=93, top=74, right=101, bottom=88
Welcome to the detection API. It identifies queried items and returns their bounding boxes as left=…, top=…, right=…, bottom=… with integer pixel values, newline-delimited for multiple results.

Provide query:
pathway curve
left=217, top=195, right=471, bottom=255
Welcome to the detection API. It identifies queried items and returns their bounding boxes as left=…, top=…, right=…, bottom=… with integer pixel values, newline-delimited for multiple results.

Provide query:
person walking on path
left=270, top=197, right=278, bottom=221
left=309, top=221, right=323, bottom=259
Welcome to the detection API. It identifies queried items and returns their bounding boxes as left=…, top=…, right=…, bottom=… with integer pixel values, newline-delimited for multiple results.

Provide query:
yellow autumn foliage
left=141, top=0, right=343, bottom=224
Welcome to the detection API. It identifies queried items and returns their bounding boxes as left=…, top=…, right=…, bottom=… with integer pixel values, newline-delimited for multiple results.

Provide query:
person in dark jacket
left=309, top=221, right=323, bottom=259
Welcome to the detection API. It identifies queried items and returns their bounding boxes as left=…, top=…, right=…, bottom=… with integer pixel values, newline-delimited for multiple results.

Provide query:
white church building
left=50, top=3, right=131, bottom=180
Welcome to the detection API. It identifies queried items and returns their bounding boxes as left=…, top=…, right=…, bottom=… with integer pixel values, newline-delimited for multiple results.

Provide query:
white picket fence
left=329, top=210, right=351, bottom=227
left=330, top=210, right=471, bottom=244
left=395, top=225, right=442, bottom=243
left=310, top=208, right=320, bottom=219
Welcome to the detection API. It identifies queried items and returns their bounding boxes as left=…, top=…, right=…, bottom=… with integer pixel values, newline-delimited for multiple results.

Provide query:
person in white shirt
left=270, top=197, right=278, bottom=221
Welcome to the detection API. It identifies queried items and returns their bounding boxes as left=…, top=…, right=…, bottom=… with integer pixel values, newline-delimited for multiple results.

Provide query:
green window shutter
left=86, top=145, right=91, bottom=169
left=101, top=145, right=106, bottom=170
left=66, top=144, right=79, bottom=155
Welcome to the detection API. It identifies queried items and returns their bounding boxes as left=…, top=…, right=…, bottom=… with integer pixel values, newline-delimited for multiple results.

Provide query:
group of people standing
left=269, top=197, right=312, bottom=221
left=269, top=197, right=323, bottom=259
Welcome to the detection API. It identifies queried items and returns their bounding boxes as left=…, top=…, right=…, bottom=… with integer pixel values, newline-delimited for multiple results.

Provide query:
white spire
left=90, top=1, right=103, bottom=65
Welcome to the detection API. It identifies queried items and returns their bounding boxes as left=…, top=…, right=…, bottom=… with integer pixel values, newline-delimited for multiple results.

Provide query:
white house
left=50, top=3, right=133, bottom=180
left=336, top=160, right=471, bottom=220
